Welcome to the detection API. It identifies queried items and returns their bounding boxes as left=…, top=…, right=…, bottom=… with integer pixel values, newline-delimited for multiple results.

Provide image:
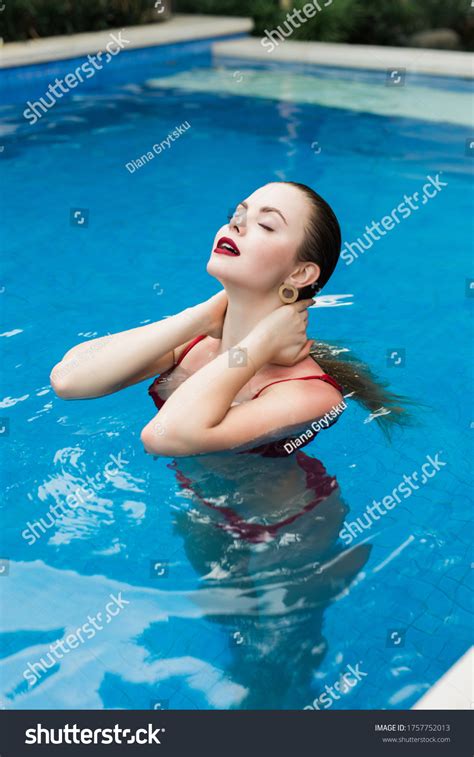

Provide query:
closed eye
left=259, top=223, right=274, bottom=232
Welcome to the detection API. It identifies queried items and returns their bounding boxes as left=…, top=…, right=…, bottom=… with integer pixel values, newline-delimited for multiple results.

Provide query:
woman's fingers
left=299, top=340, right=313, bottom=361
left=294, top=298, right=315, bottom=312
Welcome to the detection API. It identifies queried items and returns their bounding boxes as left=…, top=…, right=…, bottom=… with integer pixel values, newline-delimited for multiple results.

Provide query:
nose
left=229, top=209, right=247, bottom=234
left=229, top=219, right=241, bottom=235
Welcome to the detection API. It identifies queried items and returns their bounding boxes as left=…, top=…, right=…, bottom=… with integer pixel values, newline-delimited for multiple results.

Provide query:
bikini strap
left=175, top=334, right=207, bottom=366
left=252, top=374, right=343, bottom=399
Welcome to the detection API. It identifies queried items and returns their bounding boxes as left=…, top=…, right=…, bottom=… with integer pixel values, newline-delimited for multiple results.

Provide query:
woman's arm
left=50, top=292, right=227, bottom=400
left=140, top=299, right=342, bottom=456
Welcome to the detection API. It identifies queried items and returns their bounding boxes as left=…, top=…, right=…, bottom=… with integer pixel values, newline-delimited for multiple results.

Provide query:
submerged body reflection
left=168, top=450, right=371, bottom=710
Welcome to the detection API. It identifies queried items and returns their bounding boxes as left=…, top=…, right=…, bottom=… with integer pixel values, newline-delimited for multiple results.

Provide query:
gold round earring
left=278, top=283, right=299, bottom=304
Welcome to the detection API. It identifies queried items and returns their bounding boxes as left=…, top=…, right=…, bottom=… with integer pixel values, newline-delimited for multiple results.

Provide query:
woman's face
left=207, top=183, right=316, bottom=295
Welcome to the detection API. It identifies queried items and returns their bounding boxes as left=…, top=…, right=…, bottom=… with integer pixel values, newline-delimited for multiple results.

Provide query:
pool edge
left=0, top=14, right=253, bottom=69
left=212, top=38, right=474, bottom=80
left=412, top=646, right=473, bottom=710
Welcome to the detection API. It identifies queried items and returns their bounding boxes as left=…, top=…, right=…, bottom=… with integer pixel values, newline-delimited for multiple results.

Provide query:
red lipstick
left=214, top=236, right=240, bottom=256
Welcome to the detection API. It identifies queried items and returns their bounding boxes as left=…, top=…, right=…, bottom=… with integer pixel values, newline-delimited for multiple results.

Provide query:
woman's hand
left=251, top=299, right=314, bottom=367
left=192, top=290, right=228, bottom=339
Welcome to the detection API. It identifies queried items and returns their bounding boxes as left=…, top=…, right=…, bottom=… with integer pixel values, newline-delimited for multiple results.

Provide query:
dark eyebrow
left=239, top=201, right=287, bottom=225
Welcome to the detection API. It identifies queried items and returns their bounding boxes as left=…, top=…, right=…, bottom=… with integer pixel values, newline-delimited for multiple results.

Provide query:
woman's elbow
left=140, top=422, right=196, bottom=457
left=50, top=363, right=76, bottom=399
left=50, top=362, right=95, bottom=399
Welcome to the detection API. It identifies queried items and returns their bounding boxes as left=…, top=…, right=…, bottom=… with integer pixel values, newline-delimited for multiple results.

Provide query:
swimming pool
left=0, top=36, right=472, bottom=711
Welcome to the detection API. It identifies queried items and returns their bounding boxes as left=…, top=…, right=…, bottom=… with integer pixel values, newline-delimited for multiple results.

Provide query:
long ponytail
left=309, top=341, right=413, bottom=434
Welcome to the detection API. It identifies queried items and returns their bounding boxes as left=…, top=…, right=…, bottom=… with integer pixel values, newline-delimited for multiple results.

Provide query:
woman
left=50, top=181, right=405, bottom=707
left=50, top=181, right=404, bottom=456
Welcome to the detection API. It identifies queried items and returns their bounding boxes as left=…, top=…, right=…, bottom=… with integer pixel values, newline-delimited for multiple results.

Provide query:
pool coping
left=412, top=646, right=473, bottom=710
left=3, top=16, right=472, bottom=79
left=212, top=38, right=474, bottom=79
left=0, top=14, right=253, bottom=69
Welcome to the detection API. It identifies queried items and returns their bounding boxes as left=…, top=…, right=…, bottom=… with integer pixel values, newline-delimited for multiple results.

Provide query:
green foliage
left=409, top=0, right=474, bottom=49
left=2, top=0, right=473, bottom=50
left=176, top=0, right=473, bottom=49
left=271, top=0, right=362, bottom=44
left=176, top=0, right=257, bottom=13
left=343, top=0, right=419, bottom=47
left=1, top=0, right=153, bottom=42
left=412, top=0, right=472, bottom=30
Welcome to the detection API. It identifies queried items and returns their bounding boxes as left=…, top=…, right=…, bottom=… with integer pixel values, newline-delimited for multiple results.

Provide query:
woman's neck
left=217, top=288, right=280, bottom=355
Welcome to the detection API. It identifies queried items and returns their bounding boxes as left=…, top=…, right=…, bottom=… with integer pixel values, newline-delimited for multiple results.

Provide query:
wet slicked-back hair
left=285, top=181, right=341, bottom=297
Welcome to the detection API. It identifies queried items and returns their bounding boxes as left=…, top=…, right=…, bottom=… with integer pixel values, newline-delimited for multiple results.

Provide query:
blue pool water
left=0, top=37, right=472, bottom=711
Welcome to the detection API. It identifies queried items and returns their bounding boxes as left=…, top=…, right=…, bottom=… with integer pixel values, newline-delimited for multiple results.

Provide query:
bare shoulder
left=255, top=356, right=344, bottom=417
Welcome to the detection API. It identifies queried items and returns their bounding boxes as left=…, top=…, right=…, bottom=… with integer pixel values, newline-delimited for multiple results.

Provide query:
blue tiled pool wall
left=0, top=33, right=248, bottom=103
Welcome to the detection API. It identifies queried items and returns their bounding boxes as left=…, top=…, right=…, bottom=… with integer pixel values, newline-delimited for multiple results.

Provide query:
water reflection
left=169, top=450, right=371, bottom=709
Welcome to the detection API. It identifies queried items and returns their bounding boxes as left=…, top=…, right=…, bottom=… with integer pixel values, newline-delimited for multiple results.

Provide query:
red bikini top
left=168, top=450, right=338, bottom=543
left=148, top=335, right=345, bottom=456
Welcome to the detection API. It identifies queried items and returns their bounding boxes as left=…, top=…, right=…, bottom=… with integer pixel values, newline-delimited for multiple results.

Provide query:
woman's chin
left=206, top=255, right=238, bottom=282
left=206, top=257, right=219, bottom=279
